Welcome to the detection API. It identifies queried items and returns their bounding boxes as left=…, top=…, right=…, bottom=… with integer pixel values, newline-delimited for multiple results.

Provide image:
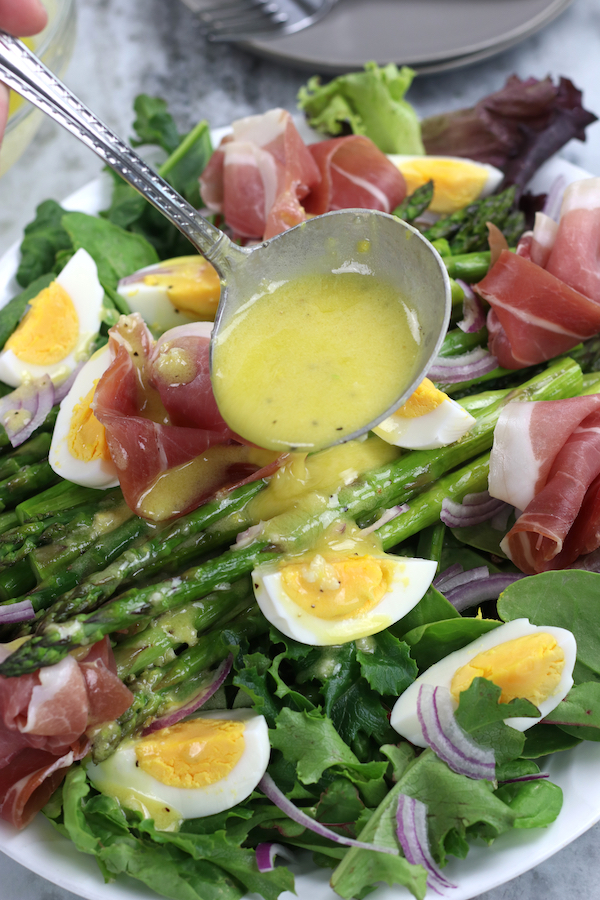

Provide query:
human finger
left=0, top=0, right=48, bottom=37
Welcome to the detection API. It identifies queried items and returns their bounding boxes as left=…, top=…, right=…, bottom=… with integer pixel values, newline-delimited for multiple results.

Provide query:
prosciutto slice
left=477, top=250, right=600, bottom=369
left=302, top=135, right=406, bottom=216
left=488, top=396, right=600, bottom=573
left=94, top=315, right=282, bottom=520
left=199, top=109, right=321, bottom=240
left=0, top=637, right=132, bottom=829
left=544, top=178, right=600, bottom=301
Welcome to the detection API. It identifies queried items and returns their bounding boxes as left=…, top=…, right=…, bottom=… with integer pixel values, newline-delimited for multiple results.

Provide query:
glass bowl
left=0, top=0, right=77, bottom=176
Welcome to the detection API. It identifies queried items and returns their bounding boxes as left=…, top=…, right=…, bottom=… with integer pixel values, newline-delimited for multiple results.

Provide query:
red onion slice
left=361, top=504, right=408, bottom=536
left=0, top=598, right=36, bottom=624
left=433, top=563, right=463, bottom=590
left=435, top=566, right=489, bottom=594
left=443, top=573, right=526, bottom=613
left=54, top=363, right=85, bottom=404
left=456, top=281, right=486, bottom=335
left=142, top=655, right=232, bottom=735
left=255, top=842, right=295, bottom=873
left=258, top=772, right=398, bottom=856
left=396, top=794, right=456, bottom=895
left=417, top=684, right=496, bottom=782
left=440, top=490, right=510, bottom=528
left=428, top=348, right=498, bottom=384
left=0, top=376, right=55, bottom=447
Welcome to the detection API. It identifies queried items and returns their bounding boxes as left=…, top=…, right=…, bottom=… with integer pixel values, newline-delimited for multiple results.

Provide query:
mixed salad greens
left=1, top=65, right=600, bottom=900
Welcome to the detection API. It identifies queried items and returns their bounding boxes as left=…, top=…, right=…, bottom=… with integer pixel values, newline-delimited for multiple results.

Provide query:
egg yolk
left=393, top=378, right=448, bottom=419
left=280, top=554, right=397, bottom=620
left=67, top=383, right=112, bottom=462
left=143, top=256, right=221, bottom=318
left=395, top=158, right=488, bottom=215
left=5, top=281, right=79, bottom=365
left=135, top=718, right=245, bottom=788
left=450, top=632, right=565, bottom=707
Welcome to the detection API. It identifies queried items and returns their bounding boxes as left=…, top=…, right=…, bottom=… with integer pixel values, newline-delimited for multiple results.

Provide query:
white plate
left=235, top=0, right=574, bottom=74
left=0, top=150, right=598, bottom=900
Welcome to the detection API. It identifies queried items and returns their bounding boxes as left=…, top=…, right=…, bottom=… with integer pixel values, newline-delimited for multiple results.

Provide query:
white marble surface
left=1, top=0, right=600, bottom=897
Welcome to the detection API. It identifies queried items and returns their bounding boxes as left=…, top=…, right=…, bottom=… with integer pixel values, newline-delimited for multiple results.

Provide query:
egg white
left=117, top=257, right=220, bottom=335
left=0, top=248, right=104, bottom=387
left=49, top=343, right=119, bottom=489
left=390, top=618, right=577, bottom=747
left=86, top=709, right=270, bottom=821
left=387, top=154, right=503, bottom=215
left=252, top=555, right=437, bottom=646
left=373, top=397, right=476, bottom=449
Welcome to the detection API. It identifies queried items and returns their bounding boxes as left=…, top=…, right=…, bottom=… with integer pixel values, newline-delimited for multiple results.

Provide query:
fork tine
left=199, top=1, right=287, bottom=38
left=206, top=20, right=285, bottom=40
left=201, top=7, right=283, bottom=27
left=187, top=0, right=337, bottom=41
left=199, top=0, right=278, bottom=19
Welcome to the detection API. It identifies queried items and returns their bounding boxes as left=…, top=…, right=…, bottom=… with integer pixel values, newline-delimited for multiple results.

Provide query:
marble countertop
left=1, top=0, right=600, bottom=897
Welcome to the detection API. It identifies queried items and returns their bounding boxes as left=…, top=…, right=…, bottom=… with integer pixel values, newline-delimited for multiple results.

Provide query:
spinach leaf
left=544, top=682, right=600, bottom=741
left=62, top=211, right=159, bottom=290
left=494, top=780, right=563, bottom=829
left=392, top=584, right=460, bottom=637
left=521, top=723, right=582, bottom=758
left=498, top=570, right=600, bottom=675
left=402, top=617, right=501, bottom=671
left=131, top=94, right=181, bottom=153
left=16, top=200, right=72, bottom=287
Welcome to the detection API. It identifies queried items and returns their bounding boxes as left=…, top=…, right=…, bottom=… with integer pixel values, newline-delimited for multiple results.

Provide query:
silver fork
left=179, top=0, right=338, bottom=41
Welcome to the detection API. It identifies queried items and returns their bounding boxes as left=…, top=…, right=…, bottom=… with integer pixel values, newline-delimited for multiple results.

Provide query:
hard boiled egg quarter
left=388, top=155, right=503, bottom=215
left=86, top=709, right=270, bottom=830
left=253, top=552, right=437, bottom=645
left=117, top=256, right=221, bottom=335
left=390, top=618, right=577, bottom=746
left=373, top=379, right=476, bottom=450
left=49, top=344, right=119, bottom=489
left=0, top=248, right=104, bottom=388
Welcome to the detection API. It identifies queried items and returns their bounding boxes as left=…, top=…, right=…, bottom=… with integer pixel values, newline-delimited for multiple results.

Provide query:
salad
left=1, top=64, right=600, bottom=900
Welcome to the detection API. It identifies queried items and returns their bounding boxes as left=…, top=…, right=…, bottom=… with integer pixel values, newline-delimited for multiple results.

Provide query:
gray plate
left=237, top=0, right=574, bottom=74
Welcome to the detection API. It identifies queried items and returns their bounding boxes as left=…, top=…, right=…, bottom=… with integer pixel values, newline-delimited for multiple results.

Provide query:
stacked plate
left=197, top=0, right=574, bottom=75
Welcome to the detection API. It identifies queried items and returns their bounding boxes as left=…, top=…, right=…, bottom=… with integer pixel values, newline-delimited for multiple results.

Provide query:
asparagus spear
left=16, top=480, right=115, bottom=523
left=39, top=479, right=267, bottom=622
left=91, top=605, right=269, bottom=760
left=443, top=251, right=491, bottom=283
left=0, top=432, right=52, bottom=481
left=22, top=514, right=152, bottom=612
left=0, top=460, right=61, bottom=510
left=0, top=355, right=582, bottom=677
left=112, top=577, right=254, bottom=677
left=0, top=543, right=279, bottom=676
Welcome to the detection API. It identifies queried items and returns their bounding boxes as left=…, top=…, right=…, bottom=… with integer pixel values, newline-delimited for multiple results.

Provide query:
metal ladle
left=0, top=31, right=451, bottom=450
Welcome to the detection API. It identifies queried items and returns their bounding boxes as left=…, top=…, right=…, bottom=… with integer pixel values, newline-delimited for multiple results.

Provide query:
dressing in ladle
left=0, top=33, right=451, bottom=454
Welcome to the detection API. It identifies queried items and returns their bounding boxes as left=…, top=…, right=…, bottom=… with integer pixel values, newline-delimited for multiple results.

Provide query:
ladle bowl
left=0, top=31, right=450, bottom=450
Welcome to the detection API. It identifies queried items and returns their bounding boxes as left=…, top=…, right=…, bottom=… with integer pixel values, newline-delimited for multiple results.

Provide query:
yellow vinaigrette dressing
left=211, top=271, right=421, bottom=451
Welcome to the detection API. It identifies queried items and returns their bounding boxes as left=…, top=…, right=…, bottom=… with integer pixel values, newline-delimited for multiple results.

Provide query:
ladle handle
left=0, top=31, right=239, bottom=275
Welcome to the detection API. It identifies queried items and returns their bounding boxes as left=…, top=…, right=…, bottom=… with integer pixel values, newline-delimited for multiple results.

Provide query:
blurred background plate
left=230, top=0, right=574, bottom=74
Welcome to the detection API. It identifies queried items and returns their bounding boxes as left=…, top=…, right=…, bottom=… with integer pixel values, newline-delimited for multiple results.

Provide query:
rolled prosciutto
left=477, top=178, right=600, bottom=370
left=477, top=250, right=600, bottom=369
left=93, top=315, right=282, bottom=521
left=488, top=395, right=600, bottom=573
left=199, top=108, right=321, bottom=240
left=302, top=135, right=406, bottom=216
left=0, top=637, right=133, bottom=829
